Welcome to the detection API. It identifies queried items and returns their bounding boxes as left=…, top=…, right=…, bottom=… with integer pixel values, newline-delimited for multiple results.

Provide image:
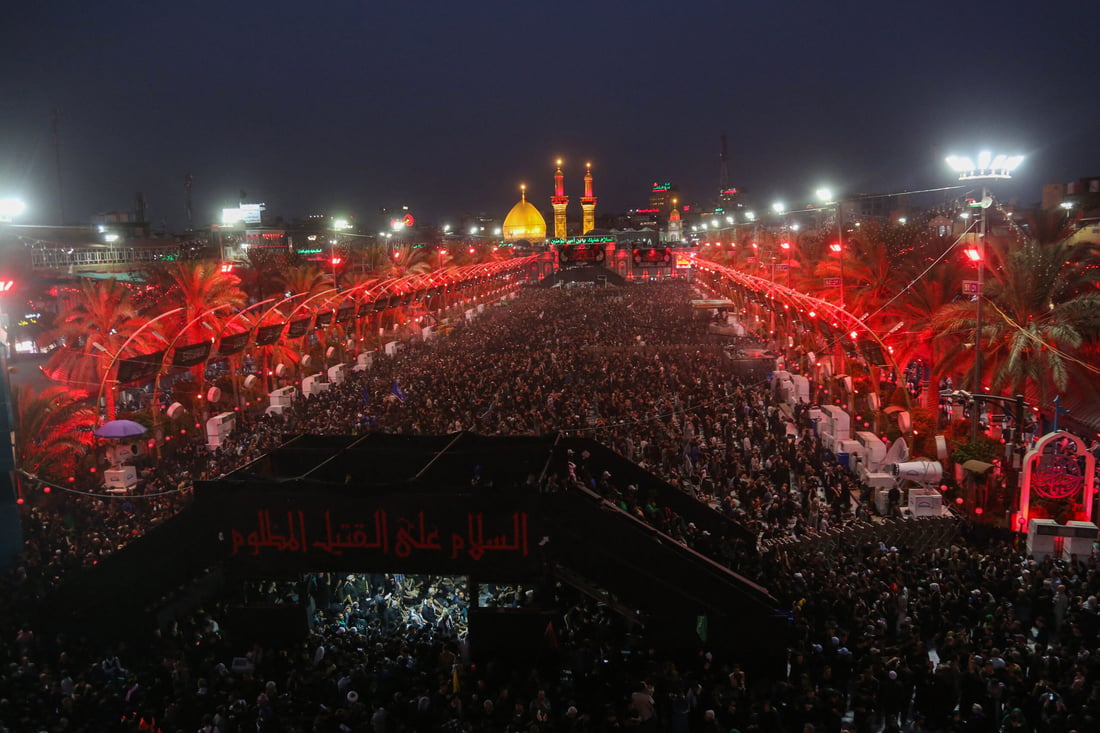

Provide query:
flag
left=544, top=621, right=559, bottom=649
left=391, top=379, right=407, bottom=402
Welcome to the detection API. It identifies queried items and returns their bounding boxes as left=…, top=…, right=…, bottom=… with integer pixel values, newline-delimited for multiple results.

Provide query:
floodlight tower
left=945, top=151, right=1024, bottom=442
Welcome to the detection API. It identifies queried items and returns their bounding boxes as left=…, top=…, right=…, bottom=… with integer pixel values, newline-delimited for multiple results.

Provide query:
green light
left=548, top=235, right=615, bottom=245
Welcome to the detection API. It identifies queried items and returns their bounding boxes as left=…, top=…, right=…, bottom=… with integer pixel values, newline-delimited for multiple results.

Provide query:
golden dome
left=502, top=187, right=546, bottom=242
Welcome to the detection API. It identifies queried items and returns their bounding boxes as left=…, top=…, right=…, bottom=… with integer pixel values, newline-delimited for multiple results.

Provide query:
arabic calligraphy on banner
left=1032, top=454, right=1085, bottom=501
left=1032, top=472, right=1084, bottom=500
left=229, top=509, right=530, bottom=562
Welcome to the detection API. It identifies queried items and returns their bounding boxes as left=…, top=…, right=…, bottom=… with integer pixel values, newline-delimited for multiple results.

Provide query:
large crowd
left=3, top=279, right=1100, bottom=733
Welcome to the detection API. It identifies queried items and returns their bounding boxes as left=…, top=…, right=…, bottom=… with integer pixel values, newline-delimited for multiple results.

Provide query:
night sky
left=2, top=0, right=1098, bottom=231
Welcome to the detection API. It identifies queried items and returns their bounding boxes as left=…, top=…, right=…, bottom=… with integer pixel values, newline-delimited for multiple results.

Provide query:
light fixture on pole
left=946, top=151, right=1024, bottom=442
left=331, top=217, right=352, bottom=289
left=817, top=188, right=844, bottom=309
left=0, top=198, right=26, bottom=223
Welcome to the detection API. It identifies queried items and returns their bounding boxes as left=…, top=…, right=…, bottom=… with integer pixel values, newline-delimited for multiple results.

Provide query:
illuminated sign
left=721, top=188, right=738, bottom=195
left=229, top=508, right=530, bottom=562
left=548, top=236, right=616, bottom=245
left=652, top=183, right=671, bottom=191
left=221, top=203, right=265, bottom=225
left=634, top=208, right=660, bottom=214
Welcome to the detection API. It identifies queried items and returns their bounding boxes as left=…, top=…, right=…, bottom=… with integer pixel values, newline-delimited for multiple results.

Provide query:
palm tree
left=879, top=248, right=969, bottom=407
left=154, top=260, right=248, bottom=329
left=276, top=264, right=330, bottom=299
left=236, top=248, right=287, bottom=301
left=390, top=243, right=435, bottom=277
left=13, top=384, right=97, bottom=484
left=360, top=239, right=399, bottom=277
left=936, top=232, right=1100, bottom=407
left=38, top=278, right=156, bottom=420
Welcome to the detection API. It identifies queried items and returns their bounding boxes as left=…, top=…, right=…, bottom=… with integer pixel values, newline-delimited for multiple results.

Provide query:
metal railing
left=31, top=245, right=182, bottom=270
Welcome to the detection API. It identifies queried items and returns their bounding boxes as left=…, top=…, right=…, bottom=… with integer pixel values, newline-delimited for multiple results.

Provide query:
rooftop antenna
left=719, top=133, right=730, bottom=192
left=184, top=173, right=194, bottom=230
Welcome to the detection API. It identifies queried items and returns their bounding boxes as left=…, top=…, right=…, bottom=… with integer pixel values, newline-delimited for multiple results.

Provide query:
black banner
left=561, top=244, right=606, bottom=264
left=357, top=301, right=373, bottom=318
left=116, top=350, right=166, bottom=385
left=217, top=331, right=251, bottom=357
left=335, top=305, right=354, bottom=323
left=315, top=311, right=333, bottom=329
left=172, top=341, right=212, bottom=367
left=255, top=322, right=285, bottom=346
left=286, top=318, right=312, bottom=339
left=859, top=341, right=888, bottom=367
left=386, top=294, right=402, bottom=310
left=633, top=248, right=672, bottom=266
left=372, top=297, right=387, bottom=313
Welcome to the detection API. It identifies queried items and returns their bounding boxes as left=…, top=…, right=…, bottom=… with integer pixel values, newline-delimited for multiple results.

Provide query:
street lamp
left=946, top=151, right=1024, bottom=442
left=332, top=217, right=352, bottom=288
left=0, top=276, right=24, bottom=561
left=780, top=240, right=792, bottom=289
left=818, top=188, right=845, bottom=309
left=0, top=198, right=26, bottom=223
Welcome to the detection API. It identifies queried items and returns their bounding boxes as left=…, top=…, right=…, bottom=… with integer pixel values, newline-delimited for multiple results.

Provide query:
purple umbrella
left=93, top=419, right=148, bottom=439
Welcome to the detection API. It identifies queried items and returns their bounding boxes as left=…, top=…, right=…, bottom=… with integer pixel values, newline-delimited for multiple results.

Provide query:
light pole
left=332, top=217, right=352, bottom=289
left=0, top=277, right=25, bottom=566
left=817, top=188, right=846, bottom=310
left=0, top=198, right=27, bottom=223
left=946, top=152, right=1024, bottom=442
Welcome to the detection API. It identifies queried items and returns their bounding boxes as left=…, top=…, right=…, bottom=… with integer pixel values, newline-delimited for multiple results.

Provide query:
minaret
left=667, top=198, right=683, bottom=244
left=580, top=162, right=597, bottom=234
left=550, top=159, right=569, bottom=240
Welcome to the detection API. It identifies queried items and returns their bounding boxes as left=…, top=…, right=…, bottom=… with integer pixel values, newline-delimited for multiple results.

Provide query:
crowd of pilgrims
left=3, top=280, right=1100, bottom=732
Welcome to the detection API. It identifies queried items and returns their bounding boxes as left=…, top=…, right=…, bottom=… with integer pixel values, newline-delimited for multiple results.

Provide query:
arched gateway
left=44, top=433, right=788, bottom=672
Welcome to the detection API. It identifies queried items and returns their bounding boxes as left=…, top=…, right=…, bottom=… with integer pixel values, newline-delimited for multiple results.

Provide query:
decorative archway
left=1017, top=430, right=1097, bottom=531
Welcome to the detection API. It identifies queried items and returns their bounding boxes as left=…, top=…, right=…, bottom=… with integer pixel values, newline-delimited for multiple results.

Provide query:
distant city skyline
left=2, top=0, right=1097, bottom=230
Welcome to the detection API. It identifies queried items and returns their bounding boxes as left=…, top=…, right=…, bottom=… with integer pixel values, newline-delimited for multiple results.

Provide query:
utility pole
left=52, top=109, right=65, bottom=225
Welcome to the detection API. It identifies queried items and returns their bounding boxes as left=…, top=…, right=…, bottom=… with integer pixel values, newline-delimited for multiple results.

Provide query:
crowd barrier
left=760, top=514, right=961, bottom=559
